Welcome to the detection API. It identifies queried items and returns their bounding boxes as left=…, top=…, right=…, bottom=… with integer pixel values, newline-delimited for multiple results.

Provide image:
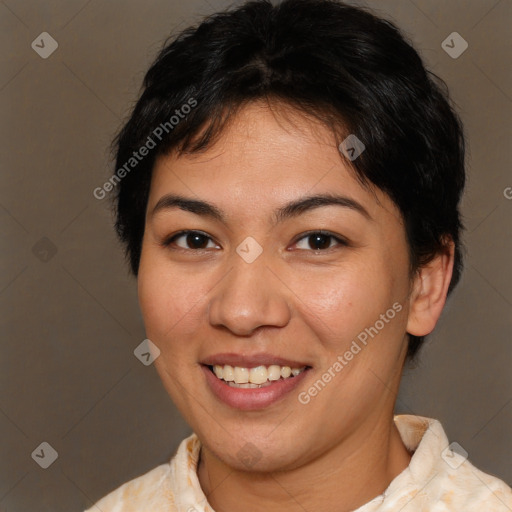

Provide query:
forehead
left=148, top=102, right=401, bottom=224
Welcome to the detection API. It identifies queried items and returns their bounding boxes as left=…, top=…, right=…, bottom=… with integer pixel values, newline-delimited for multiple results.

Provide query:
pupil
left=188, top=233, right=207, bottom=249
left=310, top=234, right=330, bottom=250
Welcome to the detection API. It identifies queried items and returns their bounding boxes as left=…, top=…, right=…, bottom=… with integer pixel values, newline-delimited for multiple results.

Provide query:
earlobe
left=406, top=239, right=455, bottom=337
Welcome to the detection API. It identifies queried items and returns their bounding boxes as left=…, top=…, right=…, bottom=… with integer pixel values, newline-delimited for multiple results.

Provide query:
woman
left=86, top=0, right=512, bottom=510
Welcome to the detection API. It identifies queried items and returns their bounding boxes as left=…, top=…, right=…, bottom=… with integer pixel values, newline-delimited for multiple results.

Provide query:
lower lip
left=201, top=365, right=311, bottom=411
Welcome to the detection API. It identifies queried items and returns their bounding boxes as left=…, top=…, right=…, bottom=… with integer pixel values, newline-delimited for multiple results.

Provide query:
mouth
left=200, top=355, right=312, bottom=410
left=206, top=363, right=309, bottom=388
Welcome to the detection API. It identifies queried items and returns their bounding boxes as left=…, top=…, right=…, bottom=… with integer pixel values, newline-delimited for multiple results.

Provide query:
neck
left=197, top=413, right=412, bottom=512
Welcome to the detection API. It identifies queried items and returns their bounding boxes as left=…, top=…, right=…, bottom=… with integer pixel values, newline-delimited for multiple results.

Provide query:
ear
left=406, top=238, right=455, bottom=337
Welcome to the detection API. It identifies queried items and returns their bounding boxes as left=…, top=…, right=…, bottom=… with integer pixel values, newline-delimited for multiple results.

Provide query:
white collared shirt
left=85, top=415, right=512, bottom=511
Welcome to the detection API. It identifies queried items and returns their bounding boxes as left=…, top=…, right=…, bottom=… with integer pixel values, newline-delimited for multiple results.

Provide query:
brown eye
left=164, top=230, right=218, bottom=250
left=294, top=231, right=347, bottom=251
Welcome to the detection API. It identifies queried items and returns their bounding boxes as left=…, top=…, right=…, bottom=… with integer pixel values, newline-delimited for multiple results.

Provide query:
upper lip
left=201, top=352, right=311, bottom=369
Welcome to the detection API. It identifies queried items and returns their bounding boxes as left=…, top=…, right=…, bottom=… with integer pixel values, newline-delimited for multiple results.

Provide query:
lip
left=201, top=363, right=311, bottom=411
left=201, top=352, right=310, bottom=369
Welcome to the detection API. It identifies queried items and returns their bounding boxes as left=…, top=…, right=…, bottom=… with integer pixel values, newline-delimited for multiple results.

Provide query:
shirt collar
left=169, top=414, right=448, bottom=512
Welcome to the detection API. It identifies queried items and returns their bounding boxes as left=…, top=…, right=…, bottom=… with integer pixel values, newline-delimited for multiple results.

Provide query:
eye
left=293, top=231, right=348, bottom=251
left=163, top=230, right=219, bottom=250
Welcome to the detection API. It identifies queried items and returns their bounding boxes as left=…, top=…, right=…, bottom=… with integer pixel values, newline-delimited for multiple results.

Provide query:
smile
left=201, top=359, right=312, bottom=410
left=209, top=364, right=307, bottom=388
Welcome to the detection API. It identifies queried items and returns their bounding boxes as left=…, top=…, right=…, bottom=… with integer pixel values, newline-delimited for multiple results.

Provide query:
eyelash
left=161, top=230, right=349, bottom=253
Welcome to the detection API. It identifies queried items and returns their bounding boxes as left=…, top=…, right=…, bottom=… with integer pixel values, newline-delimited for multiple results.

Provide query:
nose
left=207, top=251, right=291, bottom=336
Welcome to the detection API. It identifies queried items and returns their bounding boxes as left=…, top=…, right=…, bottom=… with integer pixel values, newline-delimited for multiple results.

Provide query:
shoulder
left=84, top=462, right=176, bottom=512
left=392, top=415, right=512, bottom=511
left=83, top=432, right=203, bottom=512
left=434, top=456, right=512, bottom=511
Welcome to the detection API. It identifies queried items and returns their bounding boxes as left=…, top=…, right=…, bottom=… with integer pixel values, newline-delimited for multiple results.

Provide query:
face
left=138, top=102, right=414, bottom=472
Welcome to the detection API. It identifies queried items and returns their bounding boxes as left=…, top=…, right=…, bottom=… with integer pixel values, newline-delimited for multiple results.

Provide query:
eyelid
left=291, top=230, right=349, bottom=250
left=162, top=230, right=220, bottom=250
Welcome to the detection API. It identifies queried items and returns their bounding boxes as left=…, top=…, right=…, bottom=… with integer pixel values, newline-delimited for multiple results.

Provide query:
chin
left=199, top=424, right=310, bottom=473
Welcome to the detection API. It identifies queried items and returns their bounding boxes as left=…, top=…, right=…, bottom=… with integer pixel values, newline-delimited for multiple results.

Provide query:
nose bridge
left=208, top=244, right=290, bottom=335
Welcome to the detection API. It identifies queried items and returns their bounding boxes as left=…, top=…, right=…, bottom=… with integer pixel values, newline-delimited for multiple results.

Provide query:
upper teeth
left=212, top=364, right=305, bottom=384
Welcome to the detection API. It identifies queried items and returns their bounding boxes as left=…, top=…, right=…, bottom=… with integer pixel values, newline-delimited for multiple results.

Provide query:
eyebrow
left=150, top=192, right=372, bottom=224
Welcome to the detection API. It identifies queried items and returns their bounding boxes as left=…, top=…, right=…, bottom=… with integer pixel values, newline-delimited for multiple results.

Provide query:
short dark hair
left=112, top=0, right=466, bottom=360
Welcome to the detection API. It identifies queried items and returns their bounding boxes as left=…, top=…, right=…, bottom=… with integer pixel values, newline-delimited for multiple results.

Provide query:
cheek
left=137, top=249, right=205, bottom=342
left=137, top=251, right=204, bottom=403
left=290, top=259, right=400, bottom=348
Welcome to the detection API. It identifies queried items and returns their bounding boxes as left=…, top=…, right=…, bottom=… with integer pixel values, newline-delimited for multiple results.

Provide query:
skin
left=137, top=101, right=454, bottom=512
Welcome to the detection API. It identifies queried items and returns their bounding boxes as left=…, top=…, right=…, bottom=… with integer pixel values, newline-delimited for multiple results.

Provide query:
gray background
left=0, top=0, right=510, bottom=510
